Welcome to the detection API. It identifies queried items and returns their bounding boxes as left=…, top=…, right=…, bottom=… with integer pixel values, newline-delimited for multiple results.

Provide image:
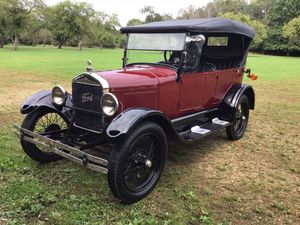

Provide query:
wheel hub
left=145, top=159, right=152, bottom=168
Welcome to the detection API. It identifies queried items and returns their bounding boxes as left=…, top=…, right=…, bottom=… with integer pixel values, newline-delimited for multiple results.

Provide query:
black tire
left=107, top=121, right=167, bottom=203
left=21, top=107, right=69, bottom=163
left=226, top=95, right=250, bottom=141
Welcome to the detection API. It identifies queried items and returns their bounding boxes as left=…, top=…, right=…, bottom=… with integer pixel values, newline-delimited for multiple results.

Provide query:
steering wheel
left=163, top=51, right=181, bottom=67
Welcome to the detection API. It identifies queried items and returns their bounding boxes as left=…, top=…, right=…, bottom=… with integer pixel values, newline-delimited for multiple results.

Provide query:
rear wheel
left=226, top=95, right=249, bottom=140
left=107, top=122, right=167, bottom=203
left=21, top=107, right=69, bottom=163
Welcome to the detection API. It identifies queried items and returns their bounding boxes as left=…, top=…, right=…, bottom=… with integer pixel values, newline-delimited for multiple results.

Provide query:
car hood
left=95, top=65, right=176, bottom=91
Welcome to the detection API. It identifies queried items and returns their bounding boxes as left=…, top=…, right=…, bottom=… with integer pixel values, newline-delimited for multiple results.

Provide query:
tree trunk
left=78, top=40, right=82, bottom=50
left=58, top=42, right=62, bottom=49
left=43, top=40, right=46, bottom=47
left=12, top=36, right=18, bottom=51
left=0, top=42, right=3, bottom=48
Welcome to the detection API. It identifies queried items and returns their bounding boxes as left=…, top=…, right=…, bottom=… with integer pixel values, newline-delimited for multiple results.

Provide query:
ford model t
left=15, top=18, right=257, bottom=203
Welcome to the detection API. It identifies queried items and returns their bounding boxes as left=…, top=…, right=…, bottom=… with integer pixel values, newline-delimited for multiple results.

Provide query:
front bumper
left=13, top=125, right=108, bottom=174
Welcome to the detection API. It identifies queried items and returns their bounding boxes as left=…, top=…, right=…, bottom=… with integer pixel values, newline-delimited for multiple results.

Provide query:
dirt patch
left=0, top=69, right=70, bottom=127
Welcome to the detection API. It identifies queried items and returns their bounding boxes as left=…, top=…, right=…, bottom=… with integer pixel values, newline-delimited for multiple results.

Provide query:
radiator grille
left=72, top=75, right=103, bottom=133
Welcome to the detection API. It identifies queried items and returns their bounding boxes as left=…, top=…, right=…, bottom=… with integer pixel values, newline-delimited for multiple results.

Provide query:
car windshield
left=127, top=33, right=186, bottom=51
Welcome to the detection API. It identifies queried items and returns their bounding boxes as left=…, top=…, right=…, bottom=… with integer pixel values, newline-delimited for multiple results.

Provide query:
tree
left=204, top=0, right=247, bottom=17
left=223, top=12, right=267, bottom=50
left=48, top=0, right=77, bottom=49
left=72, top=2, right=94, bottom=50
left=283, top=16, right=300, bottom=51
left=21, top=12, right=42, bottom=46
left=91, top=11, right=121, bottom=48
left=141, top=6, right=172, bottom=23
left=246, top=0, right=272, bottom=22
left=264, top=0, right=300, bottom=54
left=5, top=0, right=44, bottom=50
left=177, top=1, right=248, bottom=19
left=177, top=5, right=206, bottom=19
left=39, top=28, right=52, bottom=47
left=0, top=0, right=9, bottom=48
left=127, top=18, right=143, bottom=26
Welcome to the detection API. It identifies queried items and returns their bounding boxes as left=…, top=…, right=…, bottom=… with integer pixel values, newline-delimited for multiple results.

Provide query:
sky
left=46, top=0, right=212, bottom=26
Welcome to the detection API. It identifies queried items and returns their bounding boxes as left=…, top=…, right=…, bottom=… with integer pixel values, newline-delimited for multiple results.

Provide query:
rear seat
left=200, top=57, right=242, bottom=71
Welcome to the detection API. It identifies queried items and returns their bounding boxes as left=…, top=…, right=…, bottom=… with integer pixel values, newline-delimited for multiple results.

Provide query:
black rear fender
left=221, top=83, right=255, bottom=120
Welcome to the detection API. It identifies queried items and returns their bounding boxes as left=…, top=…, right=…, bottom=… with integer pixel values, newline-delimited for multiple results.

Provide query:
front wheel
left=21, top=107, right=69, bottom=163
left=226, top=95, right=250, bottom=140
left=107, top=122, right=167, bottom=203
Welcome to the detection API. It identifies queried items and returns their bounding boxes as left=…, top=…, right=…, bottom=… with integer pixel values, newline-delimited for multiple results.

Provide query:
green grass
left=0, top=46, right=299, bottom=80
left=0, top=46, right=300, bottom=225
left=0, top=46, right=162, bottom=79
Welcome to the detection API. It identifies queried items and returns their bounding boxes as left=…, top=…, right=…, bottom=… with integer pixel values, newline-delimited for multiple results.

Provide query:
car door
left=178, top=72, right=207, bottom=113
left=214, top=69, right=234, bottom=104
left=203, top=70, right=218, bottom=108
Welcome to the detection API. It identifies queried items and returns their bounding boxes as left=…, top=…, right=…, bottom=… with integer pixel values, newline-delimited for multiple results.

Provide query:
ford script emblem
left=82, top=92, right=93, bottom=103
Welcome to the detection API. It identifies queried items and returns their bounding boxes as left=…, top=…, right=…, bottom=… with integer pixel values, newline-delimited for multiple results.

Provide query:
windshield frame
left=122, top=33, right=187, bottom=69
left=127, top=33, right=187, bottom=51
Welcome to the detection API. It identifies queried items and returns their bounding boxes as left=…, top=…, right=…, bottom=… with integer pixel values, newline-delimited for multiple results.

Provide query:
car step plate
left=179, top=118, right=231, bottom=142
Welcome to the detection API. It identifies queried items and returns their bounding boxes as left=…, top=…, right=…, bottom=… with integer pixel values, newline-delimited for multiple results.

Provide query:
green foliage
left=283, top=16, right=300, bottom=51
left=222, top=12, right=267, bottom=50
left=141, top=6, right=173, bottom=23
left=127, top=18, right=143, bottom=26
left=1, top=0, right=44, bottom=50
left=48, top=1, right=79, bottom=49
left=176, top=0, right=300, bottom=54
left=0, top=0, right=300, bottom=54
left=264, top=0, right=300, bottom=53
left=246, top=0, right=272, bottom=22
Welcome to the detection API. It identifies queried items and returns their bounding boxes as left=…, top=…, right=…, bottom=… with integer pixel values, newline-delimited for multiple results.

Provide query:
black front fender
left=20, top=90, right=73, bottom=119
left=106, top=108, right=177, bottom=142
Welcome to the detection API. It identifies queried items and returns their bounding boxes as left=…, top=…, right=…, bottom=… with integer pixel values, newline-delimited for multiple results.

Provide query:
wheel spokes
left=33, top=112, right=68, bottom=153
left=123, top=134, right=160, bottom=191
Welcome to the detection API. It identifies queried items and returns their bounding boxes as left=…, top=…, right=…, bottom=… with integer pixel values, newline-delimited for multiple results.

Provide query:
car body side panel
left=214, top=69, right=234, bottom=104
left=204, top=71, right=218, bottom=107
left=93, top=65, right=248, bottom=120
left=157, top=74, right=180, bottom=119
left=178, top=72, right=206, bottom=113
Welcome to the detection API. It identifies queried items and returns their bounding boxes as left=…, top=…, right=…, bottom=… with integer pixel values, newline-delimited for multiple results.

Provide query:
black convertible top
left=121, top=18, right=255, bottom=39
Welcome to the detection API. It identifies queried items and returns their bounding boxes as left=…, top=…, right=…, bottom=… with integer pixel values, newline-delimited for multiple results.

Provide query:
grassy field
left=0, top=46, right=299, bottom=225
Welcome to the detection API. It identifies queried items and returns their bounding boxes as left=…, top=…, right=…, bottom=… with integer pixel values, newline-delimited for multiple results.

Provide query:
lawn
left=0, top=46, right=299, bottom=225
left=0, top=46, right=299, bottom=80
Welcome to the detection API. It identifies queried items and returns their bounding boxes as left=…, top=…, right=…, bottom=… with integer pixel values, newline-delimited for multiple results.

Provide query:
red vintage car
left=15, top=18, right=257, bottom=203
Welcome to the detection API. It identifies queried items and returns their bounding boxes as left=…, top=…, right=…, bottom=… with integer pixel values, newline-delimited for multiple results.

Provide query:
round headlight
left=101, top=93, right=119, bottom=116
left=52, top=85, right=67, bottom=106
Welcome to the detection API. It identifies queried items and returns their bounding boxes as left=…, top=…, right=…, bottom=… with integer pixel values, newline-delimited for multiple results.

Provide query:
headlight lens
left=101, top=93, right=119, bottom=116
left=52, top=85, right=67, bottom=106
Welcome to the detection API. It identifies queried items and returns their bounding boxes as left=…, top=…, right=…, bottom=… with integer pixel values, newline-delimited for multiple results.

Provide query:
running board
left=13, top=125, right=108, bottom=174
left=178, top=118, right=231, bottom=142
